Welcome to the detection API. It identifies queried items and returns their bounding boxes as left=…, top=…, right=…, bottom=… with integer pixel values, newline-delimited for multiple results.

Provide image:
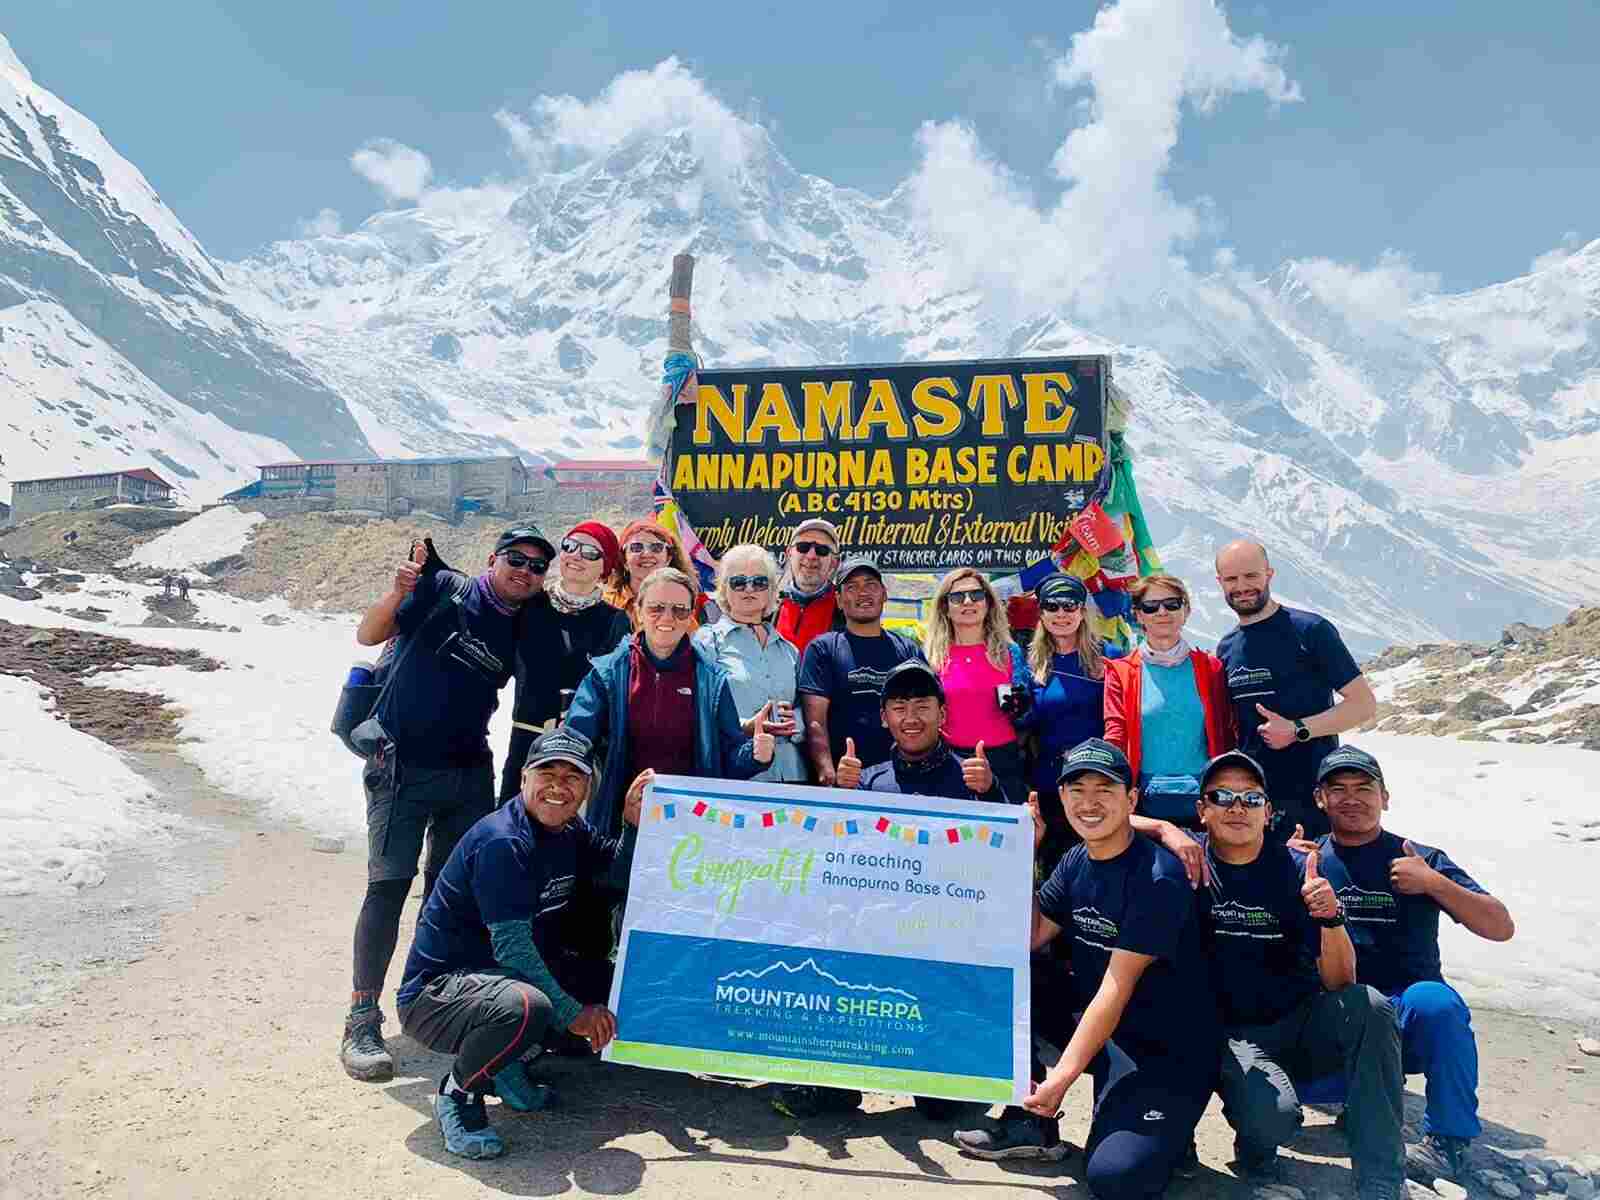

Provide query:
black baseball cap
left=1036, top=572, right=1088, bottom=604
left=837, top=555, right=883, bottom=584
left=523, top=726, right=596, bottom=775
left=1200, top=749, right=1267, bottom=792
left=495, top=525, right=556, bottom=559
left=1058, top=737, right=1134, bottom=788
left=881, top=659, right=945, bottom=705
left=1316, top=745, right=1384, bottom=786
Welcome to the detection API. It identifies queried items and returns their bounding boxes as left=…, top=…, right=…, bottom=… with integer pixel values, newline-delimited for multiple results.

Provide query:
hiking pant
left=399, top=956, right=614, bottom=1093
left=1029, top=956, right=1213, bottom=1199
left=1395, top=982, right=1480, bottom=1139
left=351, top=743, right=494, bottom=995
left=1220, top=984, right=1403, bottom=1189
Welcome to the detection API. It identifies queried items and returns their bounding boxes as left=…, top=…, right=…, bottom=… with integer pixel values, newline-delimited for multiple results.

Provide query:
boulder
left=0, top=567, right=23, bottom=587
left=1414, top=696, right=1448, bottom=714
left=22, top=631, right=55, bottom=647
left=0, top=585, right=43, bottom=601
left=1453, top=690, right=1512, bottom=721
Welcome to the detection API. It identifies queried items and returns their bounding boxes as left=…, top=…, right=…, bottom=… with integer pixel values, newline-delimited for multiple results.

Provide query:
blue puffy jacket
left=564, top=634, right=760, bottom=838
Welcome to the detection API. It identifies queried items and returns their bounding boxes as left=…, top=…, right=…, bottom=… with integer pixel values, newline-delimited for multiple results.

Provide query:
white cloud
left=1287, top=251, right=1440, bottom=335
left=350, top=139, right=433, bottom=204
left=292, top=207, right=342, bottom=238
left=909, top=0, right=1299, bottom=316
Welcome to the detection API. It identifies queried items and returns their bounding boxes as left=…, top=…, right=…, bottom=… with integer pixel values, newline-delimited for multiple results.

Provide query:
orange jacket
left=1103, top=647, right=1236, bottom=783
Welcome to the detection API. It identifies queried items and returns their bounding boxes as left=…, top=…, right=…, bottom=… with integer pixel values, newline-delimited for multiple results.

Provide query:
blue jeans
left=1395, top=981, right=1480, bottom=1139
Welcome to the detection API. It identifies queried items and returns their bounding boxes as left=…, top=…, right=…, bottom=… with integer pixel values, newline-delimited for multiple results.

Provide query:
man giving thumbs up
left=845, top=661, right=1005, bottom=803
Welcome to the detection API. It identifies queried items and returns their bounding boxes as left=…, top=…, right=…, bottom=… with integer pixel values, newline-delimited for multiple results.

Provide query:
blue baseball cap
left=1200, top=749, right=1267, bottom=792
left=524, top=726, right=596, bottom=774
left=1058, top=737, right=1134, bottom=788
left=1316, top=744, right=1384, bottom=786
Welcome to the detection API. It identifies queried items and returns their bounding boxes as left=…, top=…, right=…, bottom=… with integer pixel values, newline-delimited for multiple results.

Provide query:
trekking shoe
left=490, top=1060, right=555, bottom=1113
left=1173, top=1139, right=1201, bottom=1179
left=339, top=1008, right=394, bottom=1082
left=434, top=1080, right=506, bottom=1160
left=912, top=1094, right=965, bottom=1121
left=1405, top=1134, right=1473, bottom=1184
left=1232, top=1137, right=1280, bottom=1181
left=954, top=1107, right=1070, bottom=1162
left=771, top=1085, right=863, bottom=1119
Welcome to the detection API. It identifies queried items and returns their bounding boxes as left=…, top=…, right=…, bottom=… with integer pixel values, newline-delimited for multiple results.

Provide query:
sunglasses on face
left=791, top=540, right=835, bottom=558
left=560, top=538, right=605, bottom=561
left=946, top=587, right=987, bottom=607
left=728, top=574, right=771, bottom=593
left=1136, top=597, right=1186, bottom=614
left=642, top=601, right=694, bottom=621
left=1040, top=598, right=1084, bottom=613
left=624, top=540, right=669, bottom=556
left=1204, top=787, right=1268, bottom=810
left=499, top=550, right=550, bottom=574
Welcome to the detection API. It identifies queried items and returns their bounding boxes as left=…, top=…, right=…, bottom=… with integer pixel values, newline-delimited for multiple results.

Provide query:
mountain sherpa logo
left=1072, top=905, right=1120, bottom=950
left=1209, top=899, right=1284, bottom=940
left=712, top=957, right=923, bottom=1021
left=1336, top=883, right=1398, bottom=924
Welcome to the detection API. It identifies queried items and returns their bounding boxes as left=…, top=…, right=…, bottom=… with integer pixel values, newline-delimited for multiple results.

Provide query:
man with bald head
left=1213, top=541, right=1376, bottom=839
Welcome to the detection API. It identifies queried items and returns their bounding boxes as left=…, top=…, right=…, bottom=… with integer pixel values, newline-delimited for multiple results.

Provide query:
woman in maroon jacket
left=1102, top=573, right=1234, bottom=827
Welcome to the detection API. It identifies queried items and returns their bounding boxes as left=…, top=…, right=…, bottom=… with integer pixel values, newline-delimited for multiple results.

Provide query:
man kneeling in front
left=395, top=727, right=638, bottom=1159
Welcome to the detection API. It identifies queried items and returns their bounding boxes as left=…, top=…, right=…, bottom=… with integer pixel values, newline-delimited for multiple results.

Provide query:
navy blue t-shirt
left=858, top=745, right=1006, bottom=803
left=1314, top=830, right=1486, bottom=998
left=1037, top=835, right=1220, bottom=1083
left=1216, top=606, right=1362, bottom=834
left=1025, top=647, right=1125, bottom=798
left=397, top=796, right=631, bottom=1007
left=797, top=630, right=925, bottom=767
left=1193, top=834, right=1321, bottom=1028
left=375, top=568, right=519, bottom=766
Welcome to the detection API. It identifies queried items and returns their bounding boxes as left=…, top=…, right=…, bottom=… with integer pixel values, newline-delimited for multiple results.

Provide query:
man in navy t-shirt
left=1214, top=540, right=1377, bottom=838
left=1312, top=746, right=1515, bottom=1188
left=955, top=739, right=1220, bottom=1198
left=798, top=556, right=924, bottom=782
left=397, top=727, right=638, bottom=1160
left=341, top=526, right=552, bottom=1084
left=1155, top=750, right=1403, bottom=1197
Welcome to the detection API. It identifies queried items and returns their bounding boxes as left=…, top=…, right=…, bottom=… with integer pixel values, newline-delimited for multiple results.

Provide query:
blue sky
left=6, top=0, right=1598, bottom=291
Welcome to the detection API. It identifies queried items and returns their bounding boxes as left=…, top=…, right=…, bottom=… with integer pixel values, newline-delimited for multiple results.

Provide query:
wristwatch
left=1293, top=718, right=1311, bottom=743
left=1315, top=908, right=1346, bottom=929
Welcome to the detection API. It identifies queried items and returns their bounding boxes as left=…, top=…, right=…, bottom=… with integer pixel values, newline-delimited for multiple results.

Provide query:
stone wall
left=334, top=463, right=389, bottom=507
left=387, top=462, right=456, bottom=513
left=458, top=459, right=522, bottom=511
left=231, top=496, right=337, bottom=518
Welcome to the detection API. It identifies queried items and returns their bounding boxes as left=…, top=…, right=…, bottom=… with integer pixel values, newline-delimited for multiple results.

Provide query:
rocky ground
left=1365, top=609, right=1600, bottom=750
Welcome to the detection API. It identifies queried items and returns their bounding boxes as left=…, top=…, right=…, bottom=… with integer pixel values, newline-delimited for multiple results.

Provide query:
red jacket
left=1103, top=647, right=1236, bottom=783
left=776, top=588, right=844, bottom=658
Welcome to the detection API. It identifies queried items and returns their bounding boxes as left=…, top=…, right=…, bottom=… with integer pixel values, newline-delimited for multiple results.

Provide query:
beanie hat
left=566, top=521, right=621, bottom=578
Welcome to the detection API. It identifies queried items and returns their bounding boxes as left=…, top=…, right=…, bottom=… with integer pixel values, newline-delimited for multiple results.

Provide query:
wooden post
left=669, top=254, right=695, bottom=353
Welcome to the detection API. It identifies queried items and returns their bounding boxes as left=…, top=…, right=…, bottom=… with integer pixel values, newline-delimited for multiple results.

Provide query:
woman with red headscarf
left=604, top=517, right=712, bottom=629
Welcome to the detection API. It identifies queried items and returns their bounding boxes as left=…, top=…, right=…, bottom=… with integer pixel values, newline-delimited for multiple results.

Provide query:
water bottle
left=346, top=662, right=376, bottom=687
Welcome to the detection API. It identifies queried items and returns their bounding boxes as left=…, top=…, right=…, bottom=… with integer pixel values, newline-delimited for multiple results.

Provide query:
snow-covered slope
left=0, top=34, right=370, bottom=503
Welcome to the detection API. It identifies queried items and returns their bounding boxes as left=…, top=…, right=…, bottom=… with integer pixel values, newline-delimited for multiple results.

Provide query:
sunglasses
left=1040, top=598, right=1084, bottom=613
left=791, top=540, right=835, bottom=558
left=946, top=587, right=987, bottom=607
left=560, top=538, right=605, bottom=562
left=728, top=574, right=771, bottom=593
left=642, top=601, right=695, bottom=621
left=624, top=540, right=669, bottom=556
left=1135, top=597, right=1186, bottom=614
left=500, top=549, right=550, bottom=574
left=1203, top=787, right=1268, bottom=810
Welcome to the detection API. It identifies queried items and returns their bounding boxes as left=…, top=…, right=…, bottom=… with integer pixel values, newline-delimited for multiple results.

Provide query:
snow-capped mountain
left=4, top=30, right=1595, bottom=651
left=0, top=34, right=370, bottom=502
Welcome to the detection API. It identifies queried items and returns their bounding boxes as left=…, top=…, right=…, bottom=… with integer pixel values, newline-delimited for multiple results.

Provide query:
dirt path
left=0, top=769, right=1593, bottom=1200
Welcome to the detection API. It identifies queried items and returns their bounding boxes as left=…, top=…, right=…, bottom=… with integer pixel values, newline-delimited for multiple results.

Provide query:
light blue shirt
left=692, top=617, right=806, bottom=783
left=1139, top=657, right=1210, bottom=782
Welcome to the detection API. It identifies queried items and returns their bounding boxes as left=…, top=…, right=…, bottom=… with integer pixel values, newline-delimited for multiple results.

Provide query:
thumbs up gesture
left=1255, top=703, right=1297, bottom=750
left=1300, top=848, right=1338, bottom=919
left=751, top=703, right=776, bottom=765
left=962, top=740, right=994, bottom=794
left=835, top=736, right=863, bottom=790
left=1389, top=839, right=1436, bottom=895
left=1025, top=791, right=1045, bottom=850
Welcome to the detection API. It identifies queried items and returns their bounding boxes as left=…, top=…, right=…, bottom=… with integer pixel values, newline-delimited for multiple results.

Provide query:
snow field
left=123, top=505, right=263, bottom=571
left=0, top=675, right=164, bottom=896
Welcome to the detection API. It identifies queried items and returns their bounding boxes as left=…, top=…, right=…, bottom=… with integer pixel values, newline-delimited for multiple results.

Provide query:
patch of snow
left=123, top=505, right=264, bottom=570
left=0, top=676, right=162, bottom=897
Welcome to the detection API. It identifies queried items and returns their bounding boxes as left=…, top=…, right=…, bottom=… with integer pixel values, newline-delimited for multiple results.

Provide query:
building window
left=415, top=465, right=432, bottom=480
left=311, top=465, right=335, bottom=478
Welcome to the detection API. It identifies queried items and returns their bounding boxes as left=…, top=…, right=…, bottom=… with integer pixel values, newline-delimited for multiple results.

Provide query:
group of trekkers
left=336, top=514, right=1515, bottom=1199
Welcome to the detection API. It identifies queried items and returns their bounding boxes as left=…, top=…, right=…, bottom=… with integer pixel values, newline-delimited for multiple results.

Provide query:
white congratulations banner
left=602, top=774, right=1033, bottom=1102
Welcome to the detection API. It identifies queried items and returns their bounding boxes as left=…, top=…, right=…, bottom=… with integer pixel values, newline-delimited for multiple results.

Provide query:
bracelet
left=1315, top=909, right=1346, bottom=929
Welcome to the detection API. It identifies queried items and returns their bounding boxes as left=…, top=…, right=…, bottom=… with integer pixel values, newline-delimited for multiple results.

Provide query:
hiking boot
left=912, top=1094, right=965, bottom=1121
left=434, top=1080, right=505, bottom=1159
left=490, top=1060, right=555, bottom=1113
left=1232, top=1136, right=1279, bottom=1181
left=954, top=1106, right=1070, bottom=1162
left=340, top=1009, right=394, bottom=1082
left=771, top=1085, right=863, bottom=1119
left=1173, top=1139, right=1201, bottom=1179
left=1405, top=1134, right=1473, bottom=1184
